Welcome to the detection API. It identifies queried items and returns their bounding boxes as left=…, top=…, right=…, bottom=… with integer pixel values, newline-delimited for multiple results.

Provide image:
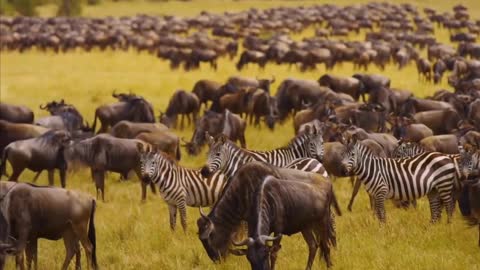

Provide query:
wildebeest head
left=231, top=234, right=282, bottom=270
left=158, top=111, right=175, bottom=128
left=112, top=90, right=138, bottom=102
left=197, top=208, right=227, bottom=262
left=200, top=134, right=228, bottom=178
left=39, top=99, right=65, bottom=113
left=257, top=76, right=275, bottom=94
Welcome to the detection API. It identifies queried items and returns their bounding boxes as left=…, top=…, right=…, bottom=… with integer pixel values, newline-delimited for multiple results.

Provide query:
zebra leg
left=347, top=177, right=362, bottom=212
left=374, top=195, right=387, bottom=223
left=439, top=192, right=454, bottom=223
left=427, top=193, right=442, bottom=224
left=178, top=203, right=188, bottom=233
left=168, top=204, right=177, bottom=231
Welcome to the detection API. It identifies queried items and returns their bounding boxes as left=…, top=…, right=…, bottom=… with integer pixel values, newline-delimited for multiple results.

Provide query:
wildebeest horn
left=229, top=248, right=247, bottom=256
left=258, top=234, right=282, bottom=245
left=199, top=207, right=208, bottom=218
left=39, top=104, right=47, bottom=109
left=271, top=75, right=276, bottom=83
left=232, top=237, right=254, bottom=247
left=112, top=89, right=118, bottom=97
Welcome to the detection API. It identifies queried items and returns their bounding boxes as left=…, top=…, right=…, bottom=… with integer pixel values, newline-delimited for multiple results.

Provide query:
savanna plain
left=1, top=0, right=480, bottom=269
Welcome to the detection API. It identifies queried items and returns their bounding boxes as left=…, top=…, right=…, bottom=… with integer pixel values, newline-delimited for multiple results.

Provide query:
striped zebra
left=392, top=141, right=426, bottom=159
left=342, top=140, right=457, bottom=223
left=138, top=145, right=227, bottom=232
left=459, top=149, right=480, bottom=177
left=201, top=132, right=327, bottom=180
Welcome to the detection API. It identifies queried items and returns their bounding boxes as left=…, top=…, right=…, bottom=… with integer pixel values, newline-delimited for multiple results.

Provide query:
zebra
left=138, top=145, right=227, bottom=232
left=458, top=148, right=480, bottom=178
left=341, top=140, right=457, bottom=223
left=392, top=141, right=426, bottom=159
left=200, top=131, right=326, bottom=180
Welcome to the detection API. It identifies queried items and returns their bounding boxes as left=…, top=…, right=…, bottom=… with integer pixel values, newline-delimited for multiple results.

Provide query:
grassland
left=1, top=1, right=480, bottom=269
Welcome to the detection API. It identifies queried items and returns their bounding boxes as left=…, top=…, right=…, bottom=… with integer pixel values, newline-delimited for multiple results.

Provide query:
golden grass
left=1, top=1, right=480, bottom=269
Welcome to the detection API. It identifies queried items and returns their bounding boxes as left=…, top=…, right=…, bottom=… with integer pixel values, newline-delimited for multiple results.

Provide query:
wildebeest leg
left=186, top=114, right=191, bottom=126
left=180, top=115, right=185, bottom=130
left=59, top=168, right=67, bottom=188
left=168, top=204, right=177, bottom=231
left=269, top=236, right=282, bottom=270
left=61, top=231, right=78, bottom=270
left=92, top=170, right=105, bottom=202
left=347, top=177, right=361, bottom=212
left=25, top=239, right=37, bottom=270
left=14, top=225, right=30, bottom=270
left=15, top=253, right=25, bottom=270
left=8, top=166, right=24, bottom=182
left=47, top=170, right=54, bottom=186
left=239, top=135, right=247, bottom=149
left=32, top=171, right=42, bottom=183
left=76, top=222, right=94, bottom=270
left=301, top=229, right=317, bottom=270
left=74, top=242, right=81, bottom=270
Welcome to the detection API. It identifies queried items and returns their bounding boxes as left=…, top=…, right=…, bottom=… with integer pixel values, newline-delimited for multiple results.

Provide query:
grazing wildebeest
left=0, top=103, right=34, bottom=123
left=236, top=50, right=267, bottom=70
left=389, top=116, right=434, bottom=142
left=92, top=94, right=155, bottom=133
left=197, top=162, right=339, bottom=268
left=159, top=90, right=200, bottom=129
left=65, top=134, right=155, bottom=201
left=0, top=130, right=72, bottom=187
left=0, top=182, right=97, bottom=270
left=219, top=89, right=249, bottom=116
left=230, top=175, right=336, bottom=269
left=413, top=109, right=461, bottom=135
left=184, top=110, right=247, bottom=156
left=0, top=120, right=50, bottom=154
left=352, top=73, right=390, bottom=99
left=223, top=76, right=275, bottom=94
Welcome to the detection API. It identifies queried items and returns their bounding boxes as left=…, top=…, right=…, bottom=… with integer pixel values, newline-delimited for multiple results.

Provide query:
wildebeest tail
left=176, top=138, right=181, bottom=161
left=0, top=148, right=10, bottom=177
left=331, top=187, right=342, bottom=217
left=88, top=199, right=98, bottom=268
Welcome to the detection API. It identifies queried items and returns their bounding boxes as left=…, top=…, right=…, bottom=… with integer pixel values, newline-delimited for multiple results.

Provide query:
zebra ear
left=351, top=134, right=358, bottom=143
left=205, top=132, right=214, bottom=145
left=219, top=134, right=227, bottom=144
left=136, top=142, right=145, bottom=154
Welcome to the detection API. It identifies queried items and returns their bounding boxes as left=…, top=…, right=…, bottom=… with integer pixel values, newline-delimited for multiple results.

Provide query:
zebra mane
left=352, top=141, right=375, bottom=157
left=149, top=149, right=177, bottom=165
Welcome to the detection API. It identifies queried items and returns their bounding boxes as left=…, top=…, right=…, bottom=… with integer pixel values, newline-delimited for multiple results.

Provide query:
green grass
left=1, top=1, right=480, bottom=269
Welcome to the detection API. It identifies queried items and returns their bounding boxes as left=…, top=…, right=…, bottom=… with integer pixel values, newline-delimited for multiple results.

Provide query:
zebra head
left=300, top=124, right=325, bottom=161
left=459, top=146, right=480, bottom=178
left=201, top=134, right=229, bottom=178
left=137, top=142, right=160, bottom=184
left=341, top=137, right=362, bottom=175
left=392, top=140, right=425, bottom=159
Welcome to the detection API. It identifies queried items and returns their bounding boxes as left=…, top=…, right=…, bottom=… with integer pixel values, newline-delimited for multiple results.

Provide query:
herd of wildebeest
left=1, top=2, right=480, bottom=270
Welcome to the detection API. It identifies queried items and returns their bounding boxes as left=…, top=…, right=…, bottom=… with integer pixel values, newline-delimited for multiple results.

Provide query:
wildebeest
left=197, top=162, right=339, bottom=267
left=236, top=50, right=267, bottom=70
left=159, top=90, right=200, bottom=129
left=110, top=120, right=168, bottom=139
left=352, top=73, right=390, bottom=97
left=38, top=100, right=87, bottom=132
left=223, top=76, right=276, bottom=94
left=92, top=93, right=155, bottom=133
left=0, top=182, right=97, bottom=270
left=192, top=79, right=223, bottom=108
left=389, top=116, right=434, bottom=142
left=219, top=89, right=249, bottom=116
left=184, top=110, right=246, bottom=156
left=0, top=130, right=72, bottom=187
left=419, top=135, right=460, bottom=154
left=135, top=130, right=181, bottom=161
left=413, top=109, right=461, bottom=135
left=65, top=134, right=155, bottom=201
left=230, top=175, right=336, bottom=269
left=246, top=89, right=278, bottom=129
left=0, top=103, right=34, bottom=123
left=0, top=120, right=50, bottom=154
left=318, top=74, right=365, bottom=101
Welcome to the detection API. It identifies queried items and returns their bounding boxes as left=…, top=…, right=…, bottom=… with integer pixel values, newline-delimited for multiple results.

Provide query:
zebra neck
left=224, top=144, right=254, bottom=179
left=250, top=143, right=307, bottom=166
left=353, top=155, right=378, bottom=180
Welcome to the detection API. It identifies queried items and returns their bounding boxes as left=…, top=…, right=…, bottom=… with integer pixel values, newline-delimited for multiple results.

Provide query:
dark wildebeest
left=38, top=100, right=86, bottom=132
left=219, top=89, right=249, bottom=116
left=92, top=94, right=155, bottom=133
left=197, top=162, right=339, bottom=268
left=352, top=73, right=390, bottom=99
left=0, top=120, right=50, bottom=154
left=0, top=103, right=34, bottom=123
left=135, top=130, right=181, bottom=161
left=0, top=182, right=97, bottom=270
left=0, top=130, right=72, bottom=187
left=192, top=79, right=223, bottom=109
left=110, top=120, right=168, bottom=139
left=184, top=110, right=247, bottom=156
left=433, top=59, right=447, bottom=84
left=65, top=134, right=155, bottom=201
left=419, top=135, right=460, bottom=154
left=230, top=175, right=336, bottom=269
left=159, top=90, right=200, bottom=129
left=246, top=89, right=278, bottom=130
left=416, top=58, right=432, bottom=81
left=389, top=116, right=434, bottom=142
left=318, top=74, right=365, bottom=101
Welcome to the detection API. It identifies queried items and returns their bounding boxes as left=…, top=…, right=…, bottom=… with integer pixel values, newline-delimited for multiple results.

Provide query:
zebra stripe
left=342, top=142, right=457, bottom=223
left=139, top=150, right=226, bottom=231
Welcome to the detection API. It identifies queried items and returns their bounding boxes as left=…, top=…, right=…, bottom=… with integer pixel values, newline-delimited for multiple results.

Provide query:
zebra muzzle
left=200, top=166, right=211, bottom=178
